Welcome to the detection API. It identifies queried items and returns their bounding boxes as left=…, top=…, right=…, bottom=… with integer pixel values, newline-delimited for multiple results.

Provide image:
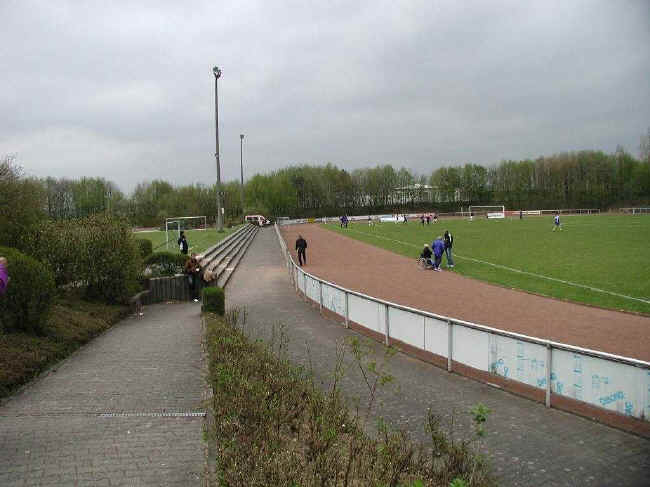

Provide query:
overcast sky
left=1, top=0, right=649, bottom=193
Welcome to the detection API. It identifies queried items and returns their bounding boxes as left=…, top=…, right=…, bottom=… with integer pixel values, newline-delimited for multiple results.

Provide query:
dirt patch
left=281, top=224, right=650, bottom=361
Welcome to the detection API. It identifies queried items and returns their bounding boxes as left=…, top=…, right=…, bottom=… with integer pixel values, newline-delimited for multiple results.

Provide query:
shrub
left=202, top=286, right=224, bottom=315
left=143, top=251, right=187, bottom=276
left=25, top=215, right=141, bottom=304
left=134, top=238, right=153, bottom=258
left=0, top=246, right=55, bottom=335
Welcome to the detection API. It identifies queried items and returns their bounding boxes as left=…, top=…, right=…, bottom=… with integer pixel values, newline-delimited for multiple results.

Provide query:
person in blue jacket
left=432, top=236, right=445, bottom=271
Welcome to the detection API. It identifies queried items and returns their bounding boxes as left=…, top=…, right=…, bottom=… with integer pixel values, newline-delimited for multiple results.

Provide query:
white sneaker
left=193, top=298, right=199, bottom=302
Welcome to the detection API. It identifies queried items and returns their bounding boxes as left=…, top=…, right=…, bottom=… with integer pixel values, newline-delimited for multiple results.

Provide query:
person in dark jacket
left=420, top=244, right=433, bottom=268
left=178, top=231, right=189, bottom=255
left=443, top=230, right=454, bottom=268
left=295, top=235, right=308, bottom=266
left=432, top=236, right=445, bottom=271
left=184, top=253, right=201, bottom=301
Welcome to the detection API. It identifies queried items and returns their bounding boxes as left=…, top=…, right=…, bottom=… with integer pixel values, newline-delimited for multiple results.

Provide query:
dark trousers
left=187, top=274, right=198, bottom=299
left=298, top=249, right=306, bottom=266
left=434, top=255, right=442, bottom=269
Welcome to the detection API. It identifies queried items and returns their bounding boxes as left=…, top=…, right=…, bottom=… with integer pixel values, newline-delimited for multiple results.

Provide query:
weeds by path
left=204, top=309, right=495, bottom=486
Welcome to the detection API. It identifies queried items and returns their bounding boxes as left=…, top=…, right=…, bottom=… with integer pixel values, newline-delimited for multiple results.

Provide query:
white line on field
left=342, top=227, right=650, bottom=305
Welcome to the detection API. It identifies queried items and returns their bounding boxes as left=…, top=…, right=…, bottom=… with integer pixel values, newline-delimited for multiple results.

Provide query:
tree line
left=2, top=146, right=649, bottom=230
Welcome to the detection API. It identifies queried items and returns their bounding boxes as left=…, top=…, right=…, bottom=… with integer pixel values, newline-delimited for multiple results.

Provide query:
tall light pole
left=213, top=66, right=224, bottom=232
left=239, top=133, right=245, bottom=222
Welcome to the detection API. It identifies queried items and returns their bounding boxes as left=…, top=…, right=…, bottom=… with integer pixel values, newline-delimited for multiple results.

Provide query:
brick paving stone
left=226, top=227, right=650, bottom=487
left=0, top=302, right=205, bottom=486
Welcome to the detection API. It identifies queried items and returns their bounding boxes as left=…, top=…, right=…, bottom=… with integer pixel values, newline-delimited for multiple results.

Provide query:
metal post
left=545, top=344, right=552, bottom=407
left=213, top=66, right=223, bottom=232
left=384, top=304, right=390, bottom=346
left=344, top=292, right=349, bottom=328
left=319, top=281, right=323, bottom=313
left=447, top=320, right=453, bottom=372
left=240, top=134, right=245, bottom=222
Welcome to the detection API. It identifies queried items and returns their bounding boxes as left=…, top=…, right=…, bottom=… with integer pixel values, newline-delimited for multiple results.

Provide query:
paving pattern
left=0, top=302, right=205, bottom=486
left=226, top=227, right=650, bottom=487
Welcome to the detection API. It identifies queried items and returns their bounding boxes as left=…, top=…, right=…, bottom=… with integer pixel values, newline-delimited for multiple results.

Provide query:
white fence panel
left=453, top=326, right=489, bottom=371
left=322, top=284, right=346, bottom=316
left=552, top=349, right=649, bottom=420
left=297, top=269, right=305, bottom=293
left=488, top=335, right=547, bottom=389
left=424, top=317, right=448, bottom=358
left=305, top=275, right=320, bottom=303
left=388, top=307, right=424, bottom=348
left=348, top=294, right=384, bottom=334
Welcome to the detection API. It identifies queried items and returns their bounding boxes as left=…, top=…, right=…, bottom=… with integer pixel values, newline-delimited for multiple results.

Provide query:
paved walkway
left=0, top=303, right=205, bottom=486
left=227, top=228, right=650, bottom=487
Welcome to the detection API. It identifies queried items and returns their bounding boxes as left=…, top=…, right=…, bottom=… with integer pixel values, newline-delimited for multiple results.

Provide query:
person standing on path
left=184, top=253, right=201, bottom=302
left=178, top=231, right=189, bottom=254
left=295, top=235, right=308, bottom=266
left=443, top=230, right=454, bottom=268
left=432, top=236, right=445, bottom=271
left=0, top=256, right=9, bottom=296
left=553, top=212, right=562, bottom=231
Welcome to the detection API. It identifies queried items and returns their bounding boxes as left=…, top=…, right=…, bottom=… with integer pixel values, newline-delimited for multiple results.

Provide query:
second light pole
left=239, top=133, right=245, bottom=222
left=213, top=66, right=224, bottom=232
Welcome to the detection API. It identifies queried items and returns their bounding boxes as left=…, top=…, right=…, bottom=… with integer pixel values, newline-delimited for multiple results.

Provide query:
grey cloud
left=1, top=0, right=648, bottom=192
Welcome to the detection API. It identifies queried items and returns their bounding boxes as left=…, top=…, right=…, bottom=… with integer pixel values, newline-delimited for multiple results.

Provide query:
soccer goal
left=468, top=205, right=505, bottom=219
left=165, top=216, right=207, bottom=250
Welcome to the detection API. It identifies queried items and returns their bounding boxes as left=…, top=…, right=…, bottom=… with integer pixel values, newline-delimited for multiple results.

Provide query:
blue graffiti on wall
left=599, top=391, right=625, bottom=406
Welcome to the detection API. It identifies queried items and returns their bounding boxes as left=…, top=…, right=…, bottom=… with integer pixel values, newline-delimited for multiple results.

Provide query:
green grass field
left=323, top=214, right=650, bottom=315
left=133, top=225, right=243, bottom=254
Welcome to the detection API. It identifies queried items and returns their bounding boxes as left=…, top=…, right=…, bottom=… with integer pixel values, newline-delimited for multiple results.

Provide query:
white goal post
left=165, top=216, right=207, bottom=250
left=468, top=205, right=505, bottom=219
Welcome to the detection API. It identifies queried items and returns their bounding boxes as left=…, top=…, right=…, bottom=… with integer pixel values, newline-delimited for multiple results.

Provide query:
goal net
left=165, top=216, right=207, bottom=250
left=468, top=205, right=505, bottom=219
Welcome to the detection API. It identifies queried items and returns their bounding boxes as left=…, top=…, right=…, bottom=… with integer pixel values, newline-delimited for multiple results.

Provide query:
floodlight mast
left=213, top=66, right=224, bottom=232
left=240, top=133, right=245, bottom=223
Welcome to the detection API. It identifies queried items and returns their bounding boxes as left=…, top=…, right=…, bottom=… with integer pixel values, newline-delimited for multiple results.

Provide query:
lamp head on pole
left=240, top=134, right=244, bottom=140
left=212, top=66, right=221, bottom=79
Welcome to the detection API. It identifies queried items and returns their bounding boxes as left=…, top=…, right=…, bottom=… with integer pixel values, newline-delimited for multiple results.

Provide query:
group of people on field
left=420, top=230, right=454, bottom=271
left=419, top=213, right=438, bottom=225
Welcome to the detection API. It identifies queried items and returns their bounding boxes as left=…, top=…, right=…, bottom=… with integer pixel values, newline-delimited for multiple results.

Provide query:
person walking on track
left=296, top=235, right=308, bottom=266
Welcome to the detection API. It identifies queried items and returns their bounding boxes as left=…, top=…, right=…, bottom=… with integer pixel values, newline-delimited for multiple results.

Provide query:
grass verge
left=204, top=309, right=495, bottom=486
left=0, top=290, right=128, bottom=398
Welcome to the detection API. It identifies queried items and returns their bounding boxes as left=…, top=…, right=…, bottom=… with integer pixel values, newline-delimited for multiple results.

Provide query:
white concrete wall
left=424, top=317, right=448, bottom=358
left=489, top=335, right=547, bottom=389
left=552, top=349, right=650, bottom=420
left=348, top=294, right=384, bottom=335
left=453, top=325, right=489, bottom=372
left=389, top=307, right=424, bottom=348
left=322, top=284, right=346, bottom=317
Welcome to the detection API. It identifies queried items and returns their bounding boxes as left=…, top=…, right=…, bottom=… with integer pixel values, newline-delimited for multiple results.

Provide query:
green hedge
left=25, top=215, right=141, bottom=304
left=0, top=246, right=55, bottom=335
left=135, top=238, right=153, bottom=258
left=202, top=286, right=224, bottom=315
left=143, top=251, right=187, bottom=268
